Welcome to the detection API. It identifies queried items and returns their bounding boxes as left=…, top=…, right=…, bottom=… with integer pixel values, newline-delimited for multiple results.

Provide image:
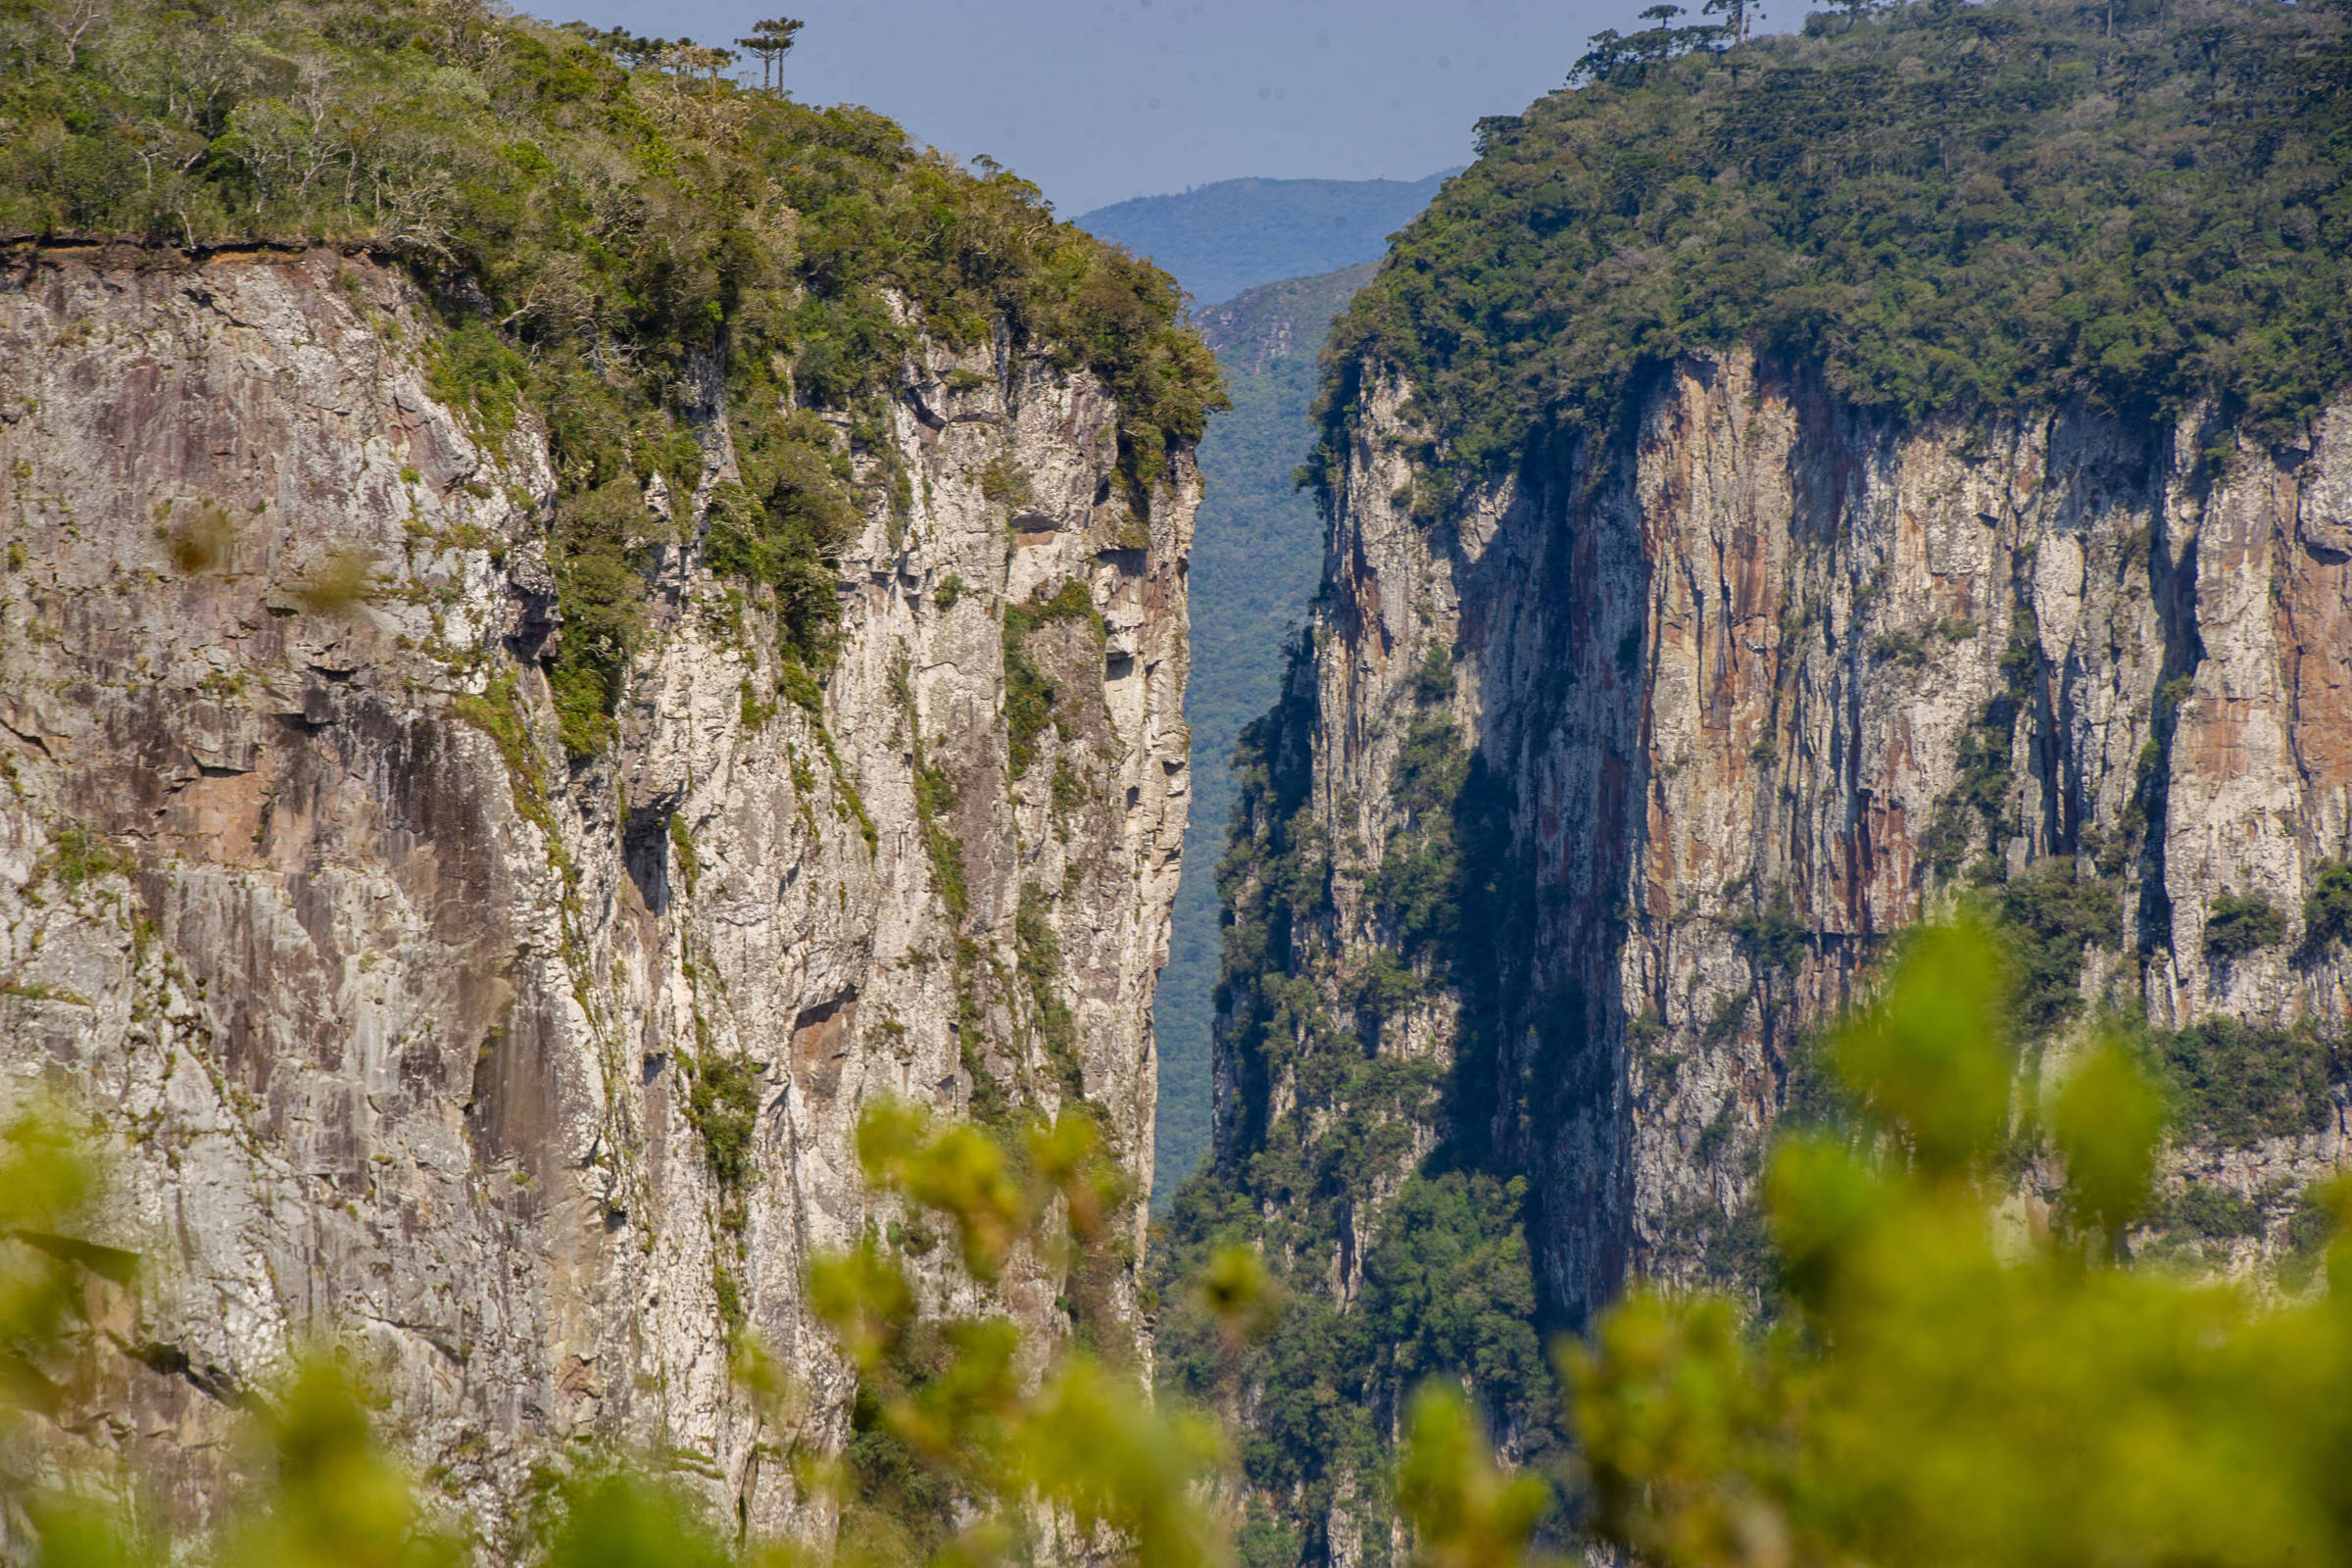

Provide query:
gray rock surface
left=1226, top=348, right=2351, bottom=1339
left=0, top=244, right=1194, bottom=1551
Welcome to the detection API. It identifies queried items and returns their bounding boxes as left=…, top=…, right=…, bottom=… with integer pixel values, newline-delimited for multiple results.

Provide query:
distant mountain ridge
left=1075, top=174, right=1449, bottom=309
left=1193, top=261, right=1379, bottom=373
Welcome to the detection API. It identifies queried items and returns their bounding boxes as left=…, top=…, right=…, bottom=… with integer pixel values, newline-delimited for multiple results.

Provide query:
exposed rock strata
left=1223, top=347, right=2351, bottom=1335
left=0, top=244, right=1193, bottom=1547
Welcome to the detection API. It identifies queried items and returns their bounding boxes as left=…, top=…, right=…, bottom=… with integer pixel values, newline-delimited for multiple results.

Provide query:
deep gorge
left=1, top=0, right=2350, bottom=1562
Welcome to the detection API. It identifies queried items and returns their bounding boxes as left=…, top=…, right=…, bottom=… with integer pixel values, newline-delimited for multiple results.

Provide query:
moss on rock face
left=1002, top=581, right=1105, bottom=780
left=0, top=0, right=1222, bottom=754
left=685, top=1051, right=764, bottom=1190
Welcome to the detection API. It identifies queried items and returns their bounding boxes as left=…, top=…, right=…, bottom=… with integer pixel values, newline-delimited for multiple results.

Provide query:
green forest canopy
left=1316, top=0, right=2352, bottom=494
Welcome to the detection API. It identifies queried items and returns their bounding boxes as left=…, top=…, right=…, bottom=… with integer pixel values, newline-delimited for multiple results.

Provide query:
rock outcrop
left=0, top=243, right=1194, bottom=1547
left=1270, top=352, right=2351, bottom=1324
left=1196, top=350, right=2352, bottom=1560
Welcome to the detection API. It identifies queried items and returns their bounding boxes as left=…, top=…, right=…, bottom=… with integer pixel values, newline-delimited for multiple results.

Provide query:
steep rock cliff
left=1160, top=3, right=2350, bottom=1561
left=1182, top=351, right=2352, bottom=1568
left=0, top=242, right=1194, bottom=1548
left=1272, top=356, right=2351, bottom=1319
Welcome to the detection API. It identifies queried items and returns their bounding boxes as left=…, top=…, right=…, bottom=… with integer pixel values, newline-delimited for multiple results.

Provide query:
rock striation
left=0, top=243, right=1194, bottom=1548
left=1301, top=351, right=2351, bottom=1302
left=1195, top=347, right=2352, bottom=1554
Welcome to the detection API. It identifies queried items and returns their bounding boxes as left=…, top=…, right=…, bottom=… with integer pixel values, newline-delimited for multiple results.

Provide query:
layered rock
left=0, top=243, right=1193, bottom=1546
left=1219, top=345, right=2350, bottom=1337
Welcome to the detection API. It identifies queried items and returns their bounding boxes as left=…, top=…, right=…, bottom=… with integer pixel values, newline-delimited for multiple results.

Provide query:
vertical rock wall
left=1220, top=346, right=2350, bottom=1338
left=0, top=244, right=1193, bottom=1548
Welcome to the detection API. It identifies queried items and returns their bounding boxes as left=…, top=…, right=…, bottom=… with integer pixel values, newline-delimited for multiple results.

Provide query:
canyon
left=1, top=0, right=2345, bottom=1562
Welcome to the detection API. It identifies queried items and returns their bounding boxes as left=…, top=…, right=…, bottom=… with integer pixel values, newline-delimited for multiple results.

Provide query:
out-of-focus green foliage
left=815, top=1101, right=1228, bottom=1568
left=1192, top=1242, right=1284, bottom=1348
left=1, top=1097, right=122, bottom=1557
left=0, top=1093, right=1231, bottom=1568
left=2049, top=1040, right=2166, bottom=1246
left=1562, top=921, right=2352, bottom=1568
left=854, top=1102, right=1128, bottom=1285
left=0, top=1101, right=99, bottom=1429
left=18, top=914, right=2352, bottom=1568
left=538, top=1467, right=734, bottom=1568
left=218, top=1358, right=463, bottom=1568
left=1825, top=919, right=2013, bottom=1175
left=1391, top=1386, right=1553, bottom=1568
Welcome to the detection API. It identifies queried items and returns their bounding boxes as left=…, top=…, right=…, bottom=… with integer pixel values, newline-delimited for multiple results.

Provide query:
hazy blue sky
left=539, top=0, right=1696, bottom=216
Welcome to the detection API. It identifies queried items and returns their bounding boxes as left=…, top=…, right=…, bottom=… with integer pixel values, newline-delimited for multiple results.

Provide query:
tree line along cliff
left=2, top=0, right=1221, bottom=755
left=1157, top=3, right=2352, bottom=1565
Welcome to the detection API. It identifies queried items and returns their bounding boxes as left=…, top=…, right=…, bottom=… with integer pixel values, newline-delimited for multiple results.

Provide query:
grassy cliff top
left=1317, top=0, right=2351, bottom=489
left=0, top=0, right=1222, bottom=754
left=0, top=0, right=1219, bottom=480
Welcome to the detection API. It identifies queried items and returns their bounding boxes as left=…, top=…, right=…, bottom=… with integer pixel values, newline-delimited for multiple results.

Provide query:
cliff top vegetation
left=0, top=0, right=1215, bottom=448
left=0, top=0, right=1219, bottom=750
left=1315, top=0, right=2352, bottom=491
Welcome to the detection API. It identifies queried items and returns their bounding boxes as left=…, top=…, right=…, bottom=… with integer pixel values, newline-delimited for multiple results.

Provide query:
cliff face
left=1188, top=347, right=2352, bottom=1559
left=0, top=245, right=1193, bottom=1544
left=1276, top=353, right=2349, bottom=1327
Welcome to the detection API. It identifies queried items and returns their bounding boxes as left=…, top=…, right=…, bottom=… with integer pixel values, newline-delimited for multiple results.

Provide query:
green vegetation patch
left=2150, top=1180, right=2264, bottom=1243
left=1014, top=884, right=1084, bottom=1101
left=2306, top=860, right=2352, bottom=954
left=684, top=1050, right=763, bottom=1189
left=2205, top=891, right=2286, bottom=963
left=0, top=0, right=1221, bottom=756
left=912, top=761, right=968, bottom=926
left=1918, top=635, right=2039, bottom=879
left=38, top=824, right=132, bottom=889
left=2140, top=1016, right=2345, bottom=1148
left=1992, top=858, right=2122, bottom=1041
left=1002, top=580, right=1103, bottom=779
left=1315, top=0, right=2350, bottom=496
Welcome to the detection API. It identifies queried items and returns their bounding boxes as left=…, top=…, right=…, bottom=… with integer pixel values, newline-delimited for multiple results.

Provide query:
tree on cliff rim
left=0, top=0, right=1221, bottom=755
left=1313, top=0, right=2351, bottom=503
left=734, top=17, right=804, bottom=92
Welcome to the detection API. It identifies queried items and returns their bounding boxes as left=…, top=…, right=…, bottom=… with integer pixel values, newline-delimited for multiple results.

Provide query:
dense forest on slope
left=1077, top=175, right=1450, bottom=311
left=1164, top=2, right=2352, bottom=1565
left=0, top=0, right=1219, bottom=752
left=1150, top=263, right=1377, bottom=1205
left=1312, top=0, right=2351, bottom=494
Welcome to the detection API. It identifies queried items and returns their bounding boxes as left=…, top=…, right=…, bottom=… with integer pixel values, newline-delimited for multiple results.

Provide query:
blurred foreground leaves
left=1563, top=918, right=2352, bottom=1568
left=8, top=920, right=2351, bottom=1566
